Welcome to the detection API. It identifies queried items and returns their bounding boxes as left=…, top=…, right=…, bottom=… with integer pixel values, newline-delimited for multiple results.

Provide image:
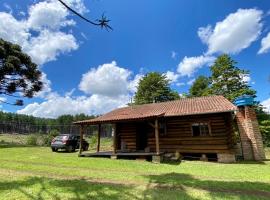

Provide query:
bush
left=26, top=134, right=38, bottom=146
left=89, top=133, right=98, bottom=148
left=260, top=120, right=270, bottom=147
left=41, top=129, right=60, bottom=146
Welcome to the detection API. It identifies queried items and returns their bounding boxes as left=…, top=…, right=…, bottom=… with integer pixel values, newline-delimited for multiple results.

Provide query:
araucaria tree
left=134, top=72, right=179, bottom=105
left=0, top=38, right=43, bottom=105
left=209, top=54, right=256, bottom=101
left=189, top=54, right=256, bottom=101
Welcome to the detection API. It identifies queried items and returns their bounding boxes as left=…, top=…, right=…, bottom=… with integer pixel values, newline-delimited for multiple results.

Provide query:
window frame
left=159, top=119, right=167, bottom=137
left=190, top=121, right=212, bottom=137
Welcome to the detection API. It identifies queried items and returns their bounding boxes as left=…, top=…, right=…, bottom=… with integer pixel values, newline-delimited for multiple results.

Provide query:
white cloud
left=177, top=55, right=215, bottom=77
left=261, top=98, right=270, bottom=113
left=35, top=72, right=52, bottom=98
left=197, top=25, right=212, bottom=44
left=0, top=97, right=7, bottom=108
left=198, top=9, right=263, bottom=54
left=240, top=74, right=251, bottom=84
left=18, top=11, right=26, bottom=16
left=18, top=61, right=143, bottom=118
left=81, top=32, right=88, bottom=40
left=164, top=71, right=179, bottom=83
left=0, top=0, right=86, bottom=65
left=171, top=51, right=177, bottom=59
left=3, top=3, right=13, bottom=14
left=17, top=94, right=130, bottom=118
left=25, top=30, right=78, bottom=65
left=65, top=88, right=76, bottom=97
left=79, top=61, right=140, bottom=97
left=128, top=74, right=143, bottom=93
left=176, top=82, right=185, bottom=87
left=0, top=12, right=29, bottom=47
left=187, top=78, right=195, bottom=85
left=63, top=0, right=88, bottom=14
left=258, top=32, right=270, bottom=54
left=0, top=97, right=7, bottom=103
left=27, top=0, right=75, bottom=30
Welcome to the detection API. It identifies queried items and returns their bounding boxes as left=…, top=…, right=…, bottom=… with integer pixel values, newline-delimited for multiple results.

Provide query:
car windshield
left=55, top=135, right=69, bottom=140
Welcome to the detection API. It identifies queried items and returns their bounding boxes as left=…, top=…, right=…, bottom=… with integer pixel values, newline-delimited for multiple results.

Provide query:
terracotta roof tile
left=74, top=95, right=237, bottom=124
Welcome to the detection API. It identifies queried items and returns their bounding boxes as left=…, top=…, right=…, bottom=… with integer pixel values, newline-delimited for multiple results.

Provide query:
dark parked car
left=51, top=134, right=89, bottom=152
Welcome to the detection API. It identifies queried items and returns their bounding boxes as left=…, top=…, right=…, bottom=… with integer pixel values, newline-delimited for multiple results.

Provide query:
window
left=191, top=122, right=210, bottom=136
left=159, top=121, right=167, bottom=136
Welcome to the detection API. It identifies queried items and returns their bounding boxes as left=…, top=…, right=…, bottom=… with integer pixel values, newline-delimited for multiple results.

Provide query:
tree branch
left=57, top=0, right=113, bottom=30
left=0, top=98, right=22, bottom=106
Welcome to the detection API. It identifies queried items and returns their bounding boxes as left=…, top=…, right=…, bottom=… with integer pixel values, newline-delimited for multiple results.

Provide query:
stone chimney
left=235, top=96, right=266, bottom=161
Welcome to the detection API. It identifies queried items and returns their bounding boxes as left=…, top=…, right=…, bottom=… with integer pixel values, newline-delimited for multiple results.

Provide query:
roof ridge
left=73, top=95, right=236, bottom=125
left=127, top=95, right=225, bottom=108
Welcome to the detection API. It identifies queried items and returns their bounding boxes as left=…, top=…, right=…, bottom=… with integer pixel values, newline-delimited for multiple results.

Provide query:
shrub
left=89, top=133, right=98, bottom=148
left=26, top=134, right=38, bottom=146
left=260, top=120, right=270, bottom=147
left=42, top=129, right=60, bottom=146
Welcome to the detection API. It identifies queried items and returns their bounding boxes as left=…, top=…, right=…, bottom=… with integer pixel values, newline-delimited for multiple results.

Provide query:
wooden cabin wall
left=116, top=122, right=137, bottom=151
left=116, top=112, right=234, bottom=154
left=148, top=112, right=234, bottom=153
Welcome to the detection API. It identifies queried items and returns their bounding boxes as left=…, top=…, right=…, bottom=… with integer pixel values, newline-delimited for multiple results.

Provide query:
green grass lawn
left=0, top=135, right=270, bottom=199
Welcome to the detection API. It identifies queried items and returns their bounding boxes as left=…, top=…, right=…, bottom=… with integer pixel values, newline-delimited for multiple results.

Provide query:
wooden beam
left=155, top=119, right=160, bottom=155
left=79, top=124, right=85, bottom=155
left=112, top=124, right=116, bottom=154
left=97, top=124, right=101, bottom=152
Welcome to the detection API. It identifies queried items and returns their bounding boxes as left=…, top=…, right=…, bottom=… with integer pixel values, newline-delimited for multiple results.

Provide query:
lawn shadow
left=143, top=172, right=270, bottom=199
left=0, top=176, right=142, bottom=200
left=0, top=173, right=270, bottom=199
left=235, top=160, right=268, bottom=165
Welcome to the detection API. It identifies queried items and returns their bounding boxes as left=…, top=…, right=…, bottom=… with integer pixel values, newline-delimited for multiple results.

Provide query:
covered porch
left=75, top=116, right=164, bottom=162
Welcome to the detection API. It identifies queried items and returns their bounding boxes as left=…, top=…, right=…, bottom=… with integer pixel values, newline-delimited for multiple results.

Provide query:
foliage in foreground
left=0, top=38, right=43, bottom=106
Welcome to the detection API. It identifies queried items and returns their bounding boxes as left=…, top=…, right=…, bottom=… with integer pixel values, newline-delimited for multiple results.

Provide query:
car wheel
left=51, top=148, right=57, bottom=152
left=83, top=144, right=89, bottom=151
left=66, top=146, right=73, bottom=153
left=72, top=146, right=76, bottom=152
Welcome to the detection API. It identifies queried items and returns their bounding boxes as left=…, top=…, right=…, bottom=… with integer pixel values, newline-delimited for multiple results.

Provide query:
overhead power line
left=57, top=0, right=113, bottom=31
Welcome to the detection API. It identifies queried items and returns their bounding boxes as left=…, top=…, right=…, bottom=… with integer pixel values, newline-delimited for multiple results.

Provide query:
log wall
left=116, top=112, right=234, bottom=154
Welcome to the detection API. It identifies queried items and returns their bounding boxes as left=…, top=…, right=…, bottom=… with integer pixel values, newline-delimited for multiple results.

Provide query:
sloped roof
left=74, top=95, right=237, bottom=124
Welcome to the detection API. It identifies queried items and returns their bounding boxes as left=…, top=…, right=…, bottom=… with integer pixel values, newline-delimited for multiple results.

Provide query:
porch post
left=155, top=119, right=160, bottom=155
left=97, top=124, right=101, bottom=152
left=112, top=123, right=116, bottom=154
left=79, top=124, right=85, bottom=155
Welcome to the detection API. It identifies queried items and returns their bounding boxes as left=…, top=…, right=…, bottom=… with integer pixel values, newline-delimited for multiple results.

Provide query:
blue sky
left=0, top=0, right=270, bottom=118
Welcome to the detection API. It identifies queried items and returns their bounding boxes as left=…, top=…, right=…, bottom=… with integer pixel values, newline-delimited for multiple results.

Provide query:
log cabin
left=74, top=95, right=265, bottom=163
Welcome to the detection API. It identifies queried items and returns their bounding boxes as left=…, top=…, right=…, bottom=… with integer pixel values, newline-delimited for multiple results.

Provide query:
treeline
left=0, top=111, right=112, bottom=136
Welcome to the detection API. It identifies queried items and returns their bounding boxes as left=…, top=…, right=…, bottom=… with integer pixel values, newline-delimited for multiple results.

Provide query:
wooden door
left=136, top=122, right=148, bottom=151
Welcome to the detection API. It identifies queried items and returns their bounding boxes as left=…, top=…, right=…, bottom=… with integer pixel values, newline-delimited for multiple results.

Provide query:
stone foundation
left=217, top=153, right=236, bottom=163
left=200, top=154, right=208, bottom=162
left=152, top=155, right=163, bottom=163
